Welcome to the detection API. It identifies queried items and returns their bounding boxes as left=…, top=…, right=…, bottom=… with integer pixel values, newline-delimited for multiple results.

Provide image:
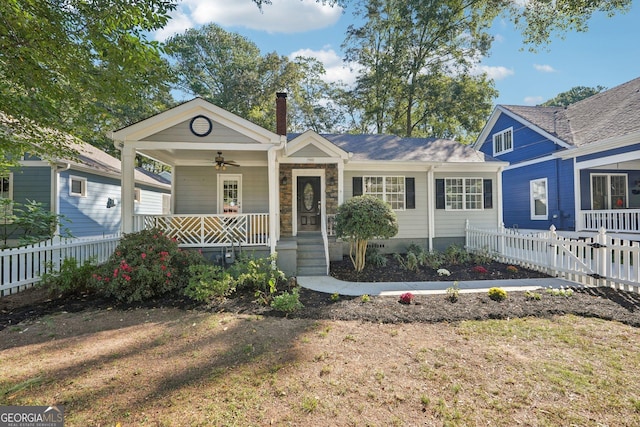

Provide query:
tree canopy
left=541, top=86, right=606, bottom=107
left=166, top=23, right=342, bottom=134
left=0, top=0, right=177, bottom=172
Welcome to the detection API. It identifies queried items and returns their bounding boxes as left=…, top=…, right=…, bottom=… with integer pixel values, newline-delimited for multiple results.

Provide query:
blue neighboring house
left=473, top=77, right=640, bottom=236
left=2, top=141, right=170, bottom=242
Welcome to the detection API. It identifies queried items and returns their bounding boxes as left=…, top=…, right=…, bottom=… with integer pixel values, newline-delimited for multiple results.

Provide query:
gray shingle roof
left=291, top=133, right=498, bottom=163
left=502, top=77, right=640, bottom=146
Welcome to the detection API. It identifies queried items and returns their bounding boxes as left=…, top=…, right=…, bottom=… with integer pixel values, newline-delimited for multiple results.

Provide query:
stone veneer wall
left=279, top=163, right=338, bottom=236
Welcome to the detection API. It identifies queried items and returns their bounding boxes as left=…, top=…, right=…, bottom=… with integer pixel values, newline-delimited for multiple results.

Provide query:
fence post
left=596, top=227, right=608, bottom=287
left=498, top=222, right=505, bottom=258
left=547, top=225, right=557, bottom=276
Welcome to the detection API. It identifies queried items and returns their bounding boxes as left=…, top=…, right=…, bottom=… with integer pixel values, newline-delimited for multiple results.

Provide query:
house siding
left=477, top=114, right=560, bottom=163
left=501, top=158, right=575, bottom=230
left=173, top=166, right=269, bottom=214
left=576, top=142, right=640, bottom=164
left=59, top=170, right=121, bottom=237
left=143, top=119, right=256, bottom=144
left=343, top=170, right=429, bottom=240
left=12, top=166, right=52, bottom=206
left=135, top=185, right=170, bottom=215
left=433, top=171, right=498, bottom=237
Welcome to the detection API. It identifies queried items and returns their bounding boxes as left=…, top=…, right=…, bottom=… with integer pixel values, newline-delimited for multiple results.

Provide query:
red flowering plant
left=472, top=265, right=489, bottom=274
left=399, top=292, right=415, bottom=305
left=90, top=228, right=205, bottom=303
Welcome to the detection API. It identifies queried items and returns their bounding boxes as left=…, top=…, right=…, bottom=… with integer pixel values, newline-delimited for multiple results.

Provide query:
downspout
left=427, top=165, right=435, bottom=252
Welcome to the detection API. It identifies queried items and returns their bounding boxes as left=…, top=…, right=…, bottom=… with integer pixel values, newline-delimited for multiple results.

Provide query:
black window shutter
left=405, top=177, right=415, bottom=209
left=435, top=179, right=445, bottom=209
left=353, top=177, right=363, bottom=196
left=483, top=179, right=493, bottom=209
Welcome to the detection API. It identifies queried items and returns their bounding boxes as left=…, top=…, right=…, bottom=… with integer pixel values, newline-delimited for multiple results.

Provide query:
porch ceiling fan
left=214, top=151, right=239, bottom=170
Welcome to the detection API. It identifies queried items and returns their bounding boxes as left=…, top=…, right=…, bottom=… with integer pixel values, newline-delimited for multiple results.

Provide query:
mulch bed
left=2, top=257, right=640, bottom=330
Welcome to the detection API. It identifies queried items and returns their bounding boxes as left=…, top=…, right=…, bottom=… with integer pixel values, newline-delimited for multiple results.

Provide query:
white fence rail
left=580, top=209, right=640, bottom=233
left=0, top=234, right=121, bottom=296
left=466, top=221, right=640, bottom=293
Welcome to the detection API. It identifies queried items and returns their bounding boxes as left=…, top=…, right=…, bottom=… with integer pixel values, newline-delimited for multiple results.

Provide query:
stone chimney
left=276, top=92, right=287, bottom=136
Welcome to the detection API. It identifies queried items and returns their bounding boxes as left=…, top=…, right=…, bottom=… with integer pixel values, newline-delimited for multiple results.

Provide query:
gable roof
left=501, top=77, right=640, bottom=147
left=304, top=134, right=498, bottom=163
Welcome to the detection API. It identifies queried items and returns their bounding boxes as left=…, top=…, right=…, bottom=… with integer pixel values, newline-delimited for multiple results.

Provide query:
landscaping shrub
left=443, top=244, right=471, bottom=265
left=228, top=252, right=286, bottom=293
left=366, top=247, right=388, bottom=267
left=270, top=287, right=304, bottom=314
left=40, top=257, right=98, bottom=296
left=90, top=228, right=206, bottom=303
left=488, top=287, right=508, bottom=302
left=184, top=264, right=236, bottom=302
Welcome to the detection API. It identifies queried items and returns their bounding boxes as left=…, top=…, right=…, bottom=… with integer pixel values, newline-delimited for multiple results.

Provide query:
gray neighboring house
left=2, top=141, right=170, bottom=243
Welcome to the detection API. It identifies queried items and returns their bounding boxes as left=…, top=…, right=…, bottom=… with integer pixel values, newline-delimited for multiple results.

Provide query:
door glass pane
left=610, top=175, right=626, bottom=209
left=222, top=179, right=239, bottom=213
left=303, top=182, right=314, bottom=211
left=592, top=176, right=607, bottom=210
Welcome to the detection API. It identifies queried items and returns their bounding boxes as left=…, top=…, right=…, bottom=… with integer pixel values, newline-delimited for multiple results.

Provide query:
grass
left=1, top=309, right=640, bottom=426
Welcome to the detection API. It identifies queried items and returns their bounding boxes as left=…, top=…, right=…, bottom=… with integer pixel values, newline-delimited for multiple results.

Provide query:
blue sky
left=155, top=0, right=640, bottom=107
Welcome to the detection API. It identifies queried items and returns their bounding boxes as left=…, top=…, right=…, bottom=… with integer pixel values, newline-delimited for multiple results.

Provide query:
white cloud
left=534, top=64, right=556, bottom=73
left=523, top=96, right=544, bottom=105
left=154, top=0, right=342, bottom=41
left=290, top=47, right=360, bottom=85
left=473, top=65, right=514, bottom=81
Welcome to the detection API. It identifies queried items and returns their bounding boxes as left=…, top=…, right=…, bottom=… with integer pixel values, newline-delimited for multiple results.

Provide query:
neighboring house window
left=492, top=127, right=513, bottom=156
left=363, top=176, right=405, bottom=210
left=69, top=176, right=87, bottom=197
left=591, top=173, right=627, bottom=210
left=0, top=174, right=13, bottom=219
left=444, top=178, right=483, bottom=210
left=218, top=174, right=242, bottom=213
left=530, top=178, right=548, bottom=220
left=134, top=188, right=141, bottom=203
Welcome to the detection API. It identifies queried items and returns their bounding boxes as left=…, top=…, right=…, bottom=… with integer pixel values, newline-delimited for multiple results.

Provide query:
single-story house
left=473, top=77, right=640, bottom=238
left=1, top=141, right=170, bottom=244
left=110, top=94, right=507, bottom=276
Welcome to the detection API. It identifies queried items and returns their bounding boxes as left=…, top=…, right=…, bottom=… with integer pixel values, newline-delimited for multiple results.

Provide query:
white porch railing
left=580, top=209, right=640, bottom=233
left=466, top=221, right=640, bottom=293
left=134, top=214, right=270, bottom=248
left=1, top=234, right=121, bottom=296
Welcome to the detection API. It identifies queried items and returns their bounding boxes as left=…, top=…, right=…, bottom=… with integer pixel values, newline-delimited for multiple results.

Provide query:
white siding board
left=173, top=166, right=269, bottom=214
left=343, top=170, right=429, bottom=239
left=291, top=145, right=331, bottom=158
left=143, top=119, right=256, bottom=144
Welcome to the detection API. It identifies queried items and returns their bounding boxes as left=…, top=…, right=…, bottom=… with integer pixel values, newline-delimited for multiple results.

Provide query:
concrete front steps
left=296, top=232, right=327, bottom=276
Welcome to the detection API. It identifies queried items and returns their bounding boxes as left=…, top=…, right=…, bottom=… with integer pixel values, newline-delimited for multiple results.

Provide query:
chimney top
left=276, top=92, right=287, bottom=136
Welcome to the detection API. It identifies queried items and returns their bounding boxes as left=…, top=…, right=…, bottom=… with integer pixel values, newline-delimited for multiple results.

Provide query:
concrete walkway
left=296, top=275, right=575, bottom=297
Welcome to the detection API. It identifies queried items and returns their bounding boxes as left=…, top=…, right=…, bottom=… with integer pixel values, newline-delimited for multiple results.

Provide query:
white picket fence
left=0, top=234, right=121, bottom=296
left=465, top=221, right=640, bottom=293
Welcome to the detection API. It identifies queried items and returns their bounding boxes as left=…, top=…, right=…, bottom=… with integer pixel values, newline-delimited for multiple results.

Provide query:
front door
left=297, top=176, right=321, bottom=231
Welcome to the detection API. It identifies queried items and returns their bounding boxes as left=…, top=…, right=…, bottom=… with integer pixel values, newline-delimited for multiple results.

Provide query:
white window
left=0, top=174, right=13, bottom=219
left=530, top=178, right=548, bottom=220
left=591, top=173, right=627, bottom=210
left=217, top=174, right=242, bottom=213
left=69, top=175, right=87, bottom=197
left=134, top=188, right=141, bottom=203
left=363, top=176, right=405, bottom=210
left=492, top=127, right=513, bottom=156
left=445, top=178, right=483, bottom=210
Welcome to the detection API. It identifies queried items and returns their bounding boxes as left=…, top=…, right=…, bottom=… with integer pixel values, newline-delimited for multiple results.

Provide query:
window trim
left=362, top=175, right=406, bottom=211
left=217, top=174, right=242, bottom=214
left=69, top=175, right=87, bottom=197
left=590, top=173, right=628, bottom=210
left=492, top=127, right=513, bottom=156
left=444, top=177, right=484, bottom=211
left=134, top=188, right=141, bottom=203
left=530, top=178, right=548, bottom=220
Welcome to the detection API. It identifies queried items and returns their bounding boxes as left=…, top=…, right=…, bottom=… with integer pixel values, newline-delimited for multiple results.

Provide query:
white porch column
left=573, top=158, right=582, bottom=231
left=120, top=143, right=136, bottom=233
left=268, top=147, right=278, bottom=254
left=427, top=166, right=435, bottom=252
left=337, top=159, right=344, bottom=205
left=496, top=166, right=504, bottom=228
